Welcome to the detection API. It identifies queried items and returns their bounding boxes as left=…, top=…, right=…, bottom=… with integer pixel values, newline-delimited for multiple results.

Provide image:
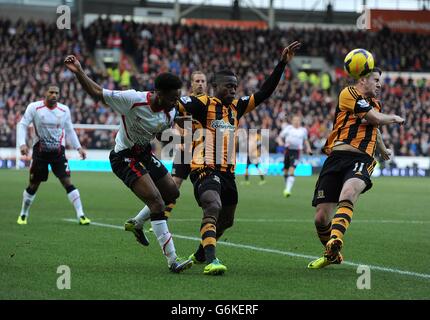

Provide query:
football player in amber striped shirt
left=308, top=67, right=404, bottom=269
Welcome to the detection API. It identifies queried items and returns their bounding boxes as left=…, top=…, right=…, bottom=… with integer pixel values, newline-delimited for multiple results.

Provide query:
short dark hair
left=47, top=84, right=59, bottom=91
left=154, top=73, right=182, bottom=91
left=371, top=67, right=382, bottom=75
left=215, top=70, right=237, bottom=78
left=213, top=70, right=237, bottom=83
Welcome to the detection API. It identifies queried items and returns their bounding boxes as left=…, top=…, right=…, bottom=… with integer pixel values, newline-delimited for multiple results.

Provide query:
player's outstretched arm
left=64, top=55, right=106, bottom=104
left=253, top=41, right=301, bottom=106
left=364, top=108, right=404, bottom=126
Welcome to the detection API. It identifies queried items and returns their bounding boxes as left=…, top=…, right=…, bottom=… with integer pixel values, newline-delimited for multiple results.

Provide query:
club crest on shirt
left=180, top=96, right=192, bottom=104
left=357, top=99, right=370, bottom=109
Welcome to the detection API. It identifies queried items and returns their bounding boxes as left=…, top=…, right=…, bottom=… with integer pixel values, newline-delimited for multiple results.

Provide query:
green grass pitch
left=0, top=170, right=429, bottom=300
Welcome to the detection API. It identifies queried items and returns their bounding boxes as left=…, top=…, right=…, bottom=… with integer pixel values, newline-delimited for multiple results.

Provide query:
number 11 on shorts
left=353, top=162, right=365, bottom=172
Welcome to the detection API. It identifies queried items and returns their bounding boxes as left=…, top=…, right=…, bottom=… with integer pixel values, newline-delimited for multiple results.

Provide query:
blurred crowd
left=0, top=18, right=429, bottom=157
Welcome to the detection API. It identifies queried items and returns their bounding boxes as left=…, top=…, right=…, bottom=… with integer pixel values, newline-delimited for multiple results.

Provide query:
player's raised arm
left=253, top=41, right=301, bottom=106
left=64, top=55, right=106, bottom=104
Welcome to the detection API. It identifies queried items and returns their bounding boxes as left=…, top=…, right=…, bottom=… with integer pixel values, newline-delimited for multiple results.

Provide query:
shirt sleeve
left=339, top=87, right=372, bottom=119
left=102, top=89, right=142, bottom=115
left=17, top=103, right=35, bottom=147
left=64, top=108, right=82, bottom=150
left=253, top=60, right=287, bottom=106
left=236, top=95, right=256, bottom=119
left=279, top=127, right=288, bottom=140
left=178, top=95, right=207, bottom=124
left=236, top=60, right=287, bottom=119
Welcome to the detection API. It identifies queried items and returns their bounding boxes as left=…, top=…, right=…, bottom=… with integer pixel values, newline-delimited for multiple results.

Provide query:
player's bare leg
left=172, top=176, right=184, bottom=189
left=130, top=175, right=185, bottom=232
left=309, top=178, right=366, bottom=269
left=59, top=176, right=90, bottom=225
left=190, top=190, right=227, bottom=275
left=217, top=205, right=236, bottom=239
left=191, top=204, right=236, bottom=265
left=126, top=174, right=178, bottom=243
left=314, top=203, right=337, bottom=246
left=154, top=173, right=180, bottom=222
left=325, top=178, right=366, bottom=255
left=130, top=174, right=192, bottom=272
left=308, top=202, right=339, bottom=269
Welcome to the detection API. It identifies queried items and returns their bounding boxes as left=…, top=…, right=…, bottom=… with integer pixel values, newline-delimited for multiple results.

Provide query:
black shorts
left=190, top=167, right=238, bottom=207
left=171, top=149, right=191, bottom=180
left=109, top=149, right=168, bottom=189
left=172, top=163, right=191, bottom=180
left=284, top=149, right=300, bottom=170
left=312, top=151, right=377, bottom=207
left=30, top=144, right=70, bottom=182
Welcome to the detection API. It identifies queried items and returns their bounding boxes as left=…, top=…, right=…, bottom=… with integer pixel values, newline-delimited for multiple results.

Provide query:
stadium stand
left=1, top=18, right=429, bottom=156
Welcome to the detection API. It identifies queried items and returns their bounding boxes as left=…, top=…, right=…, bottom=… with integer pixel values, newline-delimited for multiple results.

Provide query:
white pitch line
left=63, top=219, right=430, bottom=280
left=168, top=218, right=430, bottom=224
left=83, top=218, right=430, bottom=224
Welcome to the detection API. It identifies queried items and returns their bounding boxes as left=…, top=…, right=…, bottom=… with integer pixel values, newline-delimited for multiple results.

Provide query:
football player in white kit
left=277, top=115, right=312, bottom=197
left=16, top=85, right=91, bottom=225
left=64, top=55, right=193, bottom=273
left=128, top=71, right=208, bottom=235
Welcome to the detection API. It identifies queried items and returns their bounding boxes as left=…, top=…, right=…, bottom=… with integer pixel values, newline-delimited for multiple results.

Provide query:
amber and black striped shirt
left=179, top=60, right=287, bottom=173
left=323, top=86, right=381, bottom=158
left=178, top=94, right=257, bottom=173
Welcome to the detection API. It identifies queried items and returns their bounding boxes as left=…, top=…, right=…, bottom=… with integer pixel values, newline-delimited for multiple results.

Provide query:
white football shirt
left=279, top=125, right=308, bottom=151
left=17, top=100, right=81, bottom=152
left=102, top=89, right=176, bottom=153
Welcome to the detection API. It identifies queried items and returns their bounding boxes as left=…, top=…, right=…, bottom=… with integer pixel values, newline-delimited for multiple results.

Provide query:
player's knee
left=340, top=186, right=358, bottom=203
left=163, top=187, right=179, bottom=204
left=201, top=198, right=221, bottom=217
left=147, top=194, right=165, bottom=214
left=173, top=178, right=183, bottom=188
left=315, top=208, right=331, bottom=226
